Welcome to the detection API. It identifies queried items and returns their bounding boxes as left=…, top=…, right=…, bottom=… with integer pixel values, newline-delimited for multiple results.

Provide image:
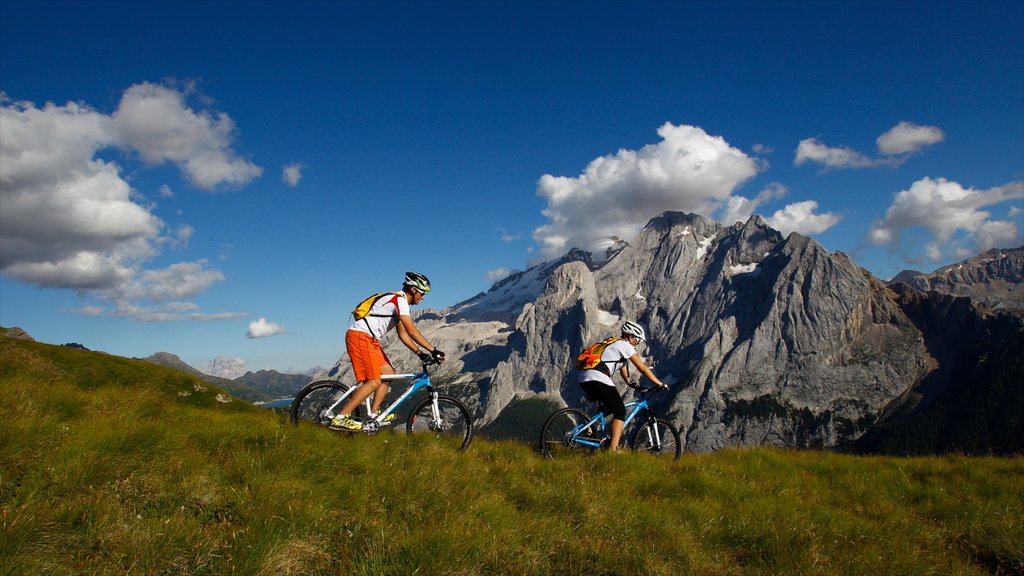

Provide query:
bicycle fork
left=645, top=417, right=664, bottom=449
left=426, top=389, right=445, bottom=431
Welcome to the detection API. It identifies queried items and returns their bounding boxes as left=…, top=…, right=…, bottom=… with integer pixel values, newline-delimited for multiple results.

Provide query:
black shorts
left=579, top=380, right=626, bottom=421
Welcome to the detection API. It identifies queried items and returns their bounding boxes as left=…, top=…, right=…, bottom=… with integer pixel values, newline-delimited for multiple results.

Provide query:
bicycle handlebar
left=631, top=384, right=669, bottom=394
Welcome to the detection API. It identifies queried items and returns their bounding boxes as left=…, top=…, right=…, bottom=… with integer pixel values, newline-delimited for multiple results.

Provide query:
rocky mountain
left=322, top=211, right=1020, bottom=453
left=140, top=352, right=274, bottom=403
left=851, top=285, right=1024, bottom=455
left=890, top=247, right=1024, bottom=313
left=846, top=249, right=1024, bottom=454
left=234, top=369, right=310, bottom=399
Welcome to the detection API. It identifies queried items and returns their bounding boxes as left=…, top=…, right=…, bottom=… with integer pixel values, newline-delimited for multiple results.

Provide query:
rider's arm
left=397, top=314, right=439, bottom=356
left=628, top=354, right=667, bottom=389
left=618, top=365, right=635, bottom=388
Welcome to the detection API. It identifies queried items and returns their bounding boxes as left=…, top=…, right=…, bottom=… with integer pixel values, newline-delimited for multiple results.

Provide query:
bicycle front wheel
left=632, top=418, right=682, bottom=460
left=406, top=395, right=473, bottom=450
left=539, top=408, right=598, bottom=459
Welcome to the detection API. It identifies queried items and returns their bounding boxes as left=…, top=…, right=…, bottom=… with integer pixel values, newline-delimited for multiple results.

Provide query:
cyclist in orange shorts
left=331, top=272, right=445, bottom=430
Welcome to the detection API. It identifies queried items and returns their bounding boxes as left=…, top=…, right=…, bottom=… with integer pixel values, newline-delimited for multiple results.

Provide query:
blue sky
left=2, top=0, right=1022, bottom=375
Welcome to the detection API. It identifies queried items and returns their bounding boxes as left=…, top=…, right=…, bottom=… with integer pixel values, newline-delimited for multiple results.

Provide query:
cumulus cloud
left=868, top=177, right=1024, bottom=262
left=532, top=123, right=840, bottom=259
left=876, top=121, right=945, bottom=155
left=794, top=138, right=877, bottom=169
left=720, top=182, right=789, bottom=225
left=533, top=122, right=761, bottom=259
left=0, top=84, right=260, bottom=320
left=247, top=317, right=286, bottom=338
left=282, top=162, right=305, bottom=187
left=796, top=121, right=944, bottom=170
left=111, top=82, right=262, bottom=190
left=766, top=201, right=842, bottom=236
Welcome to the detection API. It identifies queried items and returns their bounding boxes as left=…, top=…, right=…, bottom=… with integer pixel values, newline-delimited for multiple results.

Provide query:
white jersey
left=577, top=338, right=637, bottom=387
left=349, top=292, right=411, bottom=340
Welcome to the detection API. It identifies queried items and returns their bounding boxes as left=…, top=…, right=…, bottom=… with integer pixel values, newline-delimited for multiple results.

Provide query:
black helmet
left=403, top=271, right=431, bottom=293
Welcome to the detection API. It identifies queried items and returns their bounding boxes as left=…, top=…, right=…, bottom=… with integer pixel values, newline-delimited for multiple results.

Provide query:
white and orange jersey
left=578, top=338, right=637, bottom=387
left=348, top=292, right=411, bottom=340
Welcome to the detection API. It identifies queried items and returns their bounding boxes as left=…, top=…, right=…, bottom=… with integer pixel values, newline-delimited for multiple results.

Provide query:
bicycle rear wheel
left=289, top=380, right=357, bottom=427
left=539, top=408, right=599, bottom=459
left=406, top=395, right=473, bottom=450
left=631, top=418, right=682, bottom=460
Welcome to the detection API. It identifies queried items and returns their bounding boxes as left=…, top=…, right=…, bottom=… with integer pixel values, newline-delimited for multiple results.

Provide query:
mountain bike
left=289, top=359, right=473, bottom=450
left=539, top=386, right=681, bottom=460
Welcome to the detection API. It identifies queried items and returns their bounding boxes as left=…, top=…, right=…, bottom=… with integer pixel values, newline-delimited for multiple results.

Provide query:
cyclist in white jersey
left=331, top=272, right=445, bottom=431
left=578, top=321, right=667, bottom=451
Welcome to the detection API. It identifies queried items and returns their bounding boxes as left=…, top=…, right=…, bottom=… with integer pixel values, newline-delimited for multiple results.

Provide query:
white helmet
left=621, top=321, right=646, bottom=341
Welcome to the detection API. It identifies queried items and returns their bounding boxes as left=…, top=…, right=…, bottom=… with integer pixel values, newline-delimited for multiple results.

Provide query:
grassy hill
left=1, top=331, right=1021, bottom=575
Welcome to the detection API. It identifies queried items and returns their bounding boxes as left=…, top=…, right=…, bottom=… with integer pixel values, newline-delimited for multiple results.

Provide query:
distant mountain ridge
left=889, top=246, right=1024, bottom=313
left=137, top=348, right=299, bottom=401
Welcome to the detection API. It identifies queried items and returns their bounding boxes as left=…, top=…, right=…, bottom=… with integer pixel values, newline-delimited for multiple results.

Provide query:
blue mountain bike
left=539, top=386, right=681, bottom=460
left=289, top=359, right=473, bottom=450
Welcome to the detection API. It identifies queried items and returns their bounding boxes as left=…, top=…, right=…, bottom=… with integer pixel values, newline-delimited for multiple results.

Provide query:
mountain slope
left=2, top=330, right=1021, bottom=575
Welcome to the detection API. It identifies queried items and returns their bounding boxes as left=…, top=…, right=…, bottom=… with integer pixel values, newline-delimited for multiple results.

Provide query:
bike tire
left=631, top=418, right=682, bottom=460
left=539, top=408, right=599, bottom=459
left=406, top=395, right=473, bottom=450
left=289, top=380, right=357, bottom=427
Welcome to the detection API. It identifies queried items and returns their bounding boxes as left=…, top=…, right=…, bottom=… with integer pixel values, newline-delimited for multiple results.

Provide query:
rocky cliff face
left=325, top=211, right=953, bottom=452
left=470, top=213, right=929, bottom=451
left=890, top=247, right=1024, bottom=313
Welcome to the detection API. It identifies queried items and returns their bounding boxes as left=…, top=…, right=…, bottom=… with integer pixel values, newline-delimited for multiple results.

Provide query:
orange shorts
left=346, top=329, right=391, bottom=382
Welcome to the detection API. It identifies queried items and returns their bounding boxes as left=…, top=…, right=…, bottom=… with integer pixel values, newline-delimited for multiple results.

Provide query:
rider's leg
left=610, top=418, right=625, bottom=451
left=369, top=363, right=395, bottom=413
left=343, top=330, right=390, bottom=418
left=340, top=379, right=379, bottom=416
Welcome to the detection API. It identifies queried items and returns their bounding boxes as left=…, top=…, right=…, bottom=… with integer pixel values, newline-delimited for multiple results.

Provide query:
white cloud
left=533, top=122, right=760, bottom=259
left=794, top=138, right=877, bottom=169
left=247, top=317, right=286, bottom=338
left=766, top=200, right=842, bottom=236
left=720, top=182, right=789, bottom=225
left=485, top=268, right=517, bottom=281
left=868, top=177, right=1024, bottom=261
left=0, top=84, right=259, bottom=321
left=876, top=121, right=945, bottom=155
left=282, top=162, right=305, bottom=187
left=111, top=82, right=262, bottom=190
left=796, top=122, right=944, bottom=170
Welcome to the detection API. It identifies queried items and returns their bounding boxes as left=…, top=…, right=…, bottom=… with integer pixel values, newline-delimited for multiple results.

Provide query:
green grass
left=2, top=333, right=1022, bottom=575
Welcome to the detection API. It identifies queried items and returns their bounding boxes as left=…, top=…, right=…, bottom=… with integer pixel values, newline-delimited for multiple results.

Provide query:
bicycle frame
left=315, top=368, right=439, bottom=432
left=570, top=396, right=664, bottom=450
